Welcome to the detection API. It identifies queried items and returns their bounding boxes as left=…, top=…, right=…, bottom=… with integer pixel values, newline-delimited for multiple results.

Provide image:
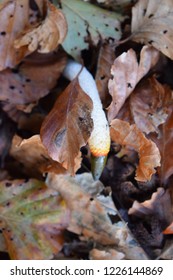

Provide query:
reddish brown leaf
left=15, top=2, right=67, bottom=53
left=151, top=110, right=173, bottom=183
left=107, top=46, right=160, bottom=122
left=41, top=78, right=93, bottom=175
left=0, top=49, right=67, bottom=105
left=0, top=0, right=46, bottom=70
left=163, top=222, right=173, bottom=235
left=128, top=77, right=171, bottom=134
left=95, top=42, right=115, bottom=108
left=129, top=188, right=173, bottom=226
left=110, top=119, right=161, bottom=181
left=10, top=135, right=67, bottom=179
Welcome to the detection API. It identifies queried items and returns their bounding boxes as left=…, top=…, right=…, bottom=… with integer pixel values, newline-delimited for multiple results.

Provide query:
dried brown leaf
left=41, top=78, right=93, bottom=175
left=107, top=46, right=160, bottom=122
left=131, top=0, right=173, bottom=59
left=0, top=49, right=67, bottom=105
left=110, top=119, right=161, bottom=181
left=15, top=2, right=67, bottom=53
left=10, top=135, right=67, bottom=179
left=46, top=173, right=118, bottom=245
left=163, top=222, right=173, bottom=235
left=152, top=110, right=173, bottom=183
left=129, top=188, right=173, bottom=227
left=129, top=77, right=172, bottom=134
left=0, top=0, right=47, bottom=70
left=95, top=43, right=115, bottom=108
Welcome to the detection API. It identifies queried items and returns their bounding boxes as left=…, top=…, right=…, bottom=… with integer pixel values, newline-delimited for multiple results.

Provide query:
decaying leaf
left=110, top=119, right=161, bottom=181
left=59, top=0, right=122, bottom=60
left=90, top=248, right=125, bottom=260
left=107, top=46, right=160, bottom=122
left=41, top=78, right=93, bottom=175
left=95, top=42, right=115, bottom=108
left=46, top=173, right=118, bottom=245
left=129, top=76, right=172, bottom=134
left=131, top=0, right=173, bottom=59
left=0, top=0, right=46, bottom=70
left=15, top=1, right=67, bottom=53
left=0, top=179, right=70, bottom=260
left=163, top=222, right=173, bottom=235
left=129, top=188, right=173, bottom=227
left=10, top=135, right=67, bottom=179
left=0, top=48, right=67, bottom=105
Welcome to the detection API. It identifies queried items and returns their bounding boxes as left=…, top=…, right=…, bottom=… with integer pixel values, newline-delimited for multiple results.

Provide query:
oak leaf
left=15, top=1, right=67, bottom=53
left=107, top=46, right=160, bottom=122
left=131, top=0, right=173, bottom=59
left=41, top=78, right=93, bottom=175
left=0, top=179, right=70, bottom=260
left=110, top=119, right=161, bottom=181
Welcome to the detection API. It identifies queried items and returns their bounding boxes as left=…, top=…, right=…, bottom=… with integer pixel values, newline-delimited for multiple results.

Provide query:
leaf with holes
left=107, top=46, right=160, bottom=122
left=0, top=49, right=67, bottom=105
left=41, top=77, right=93, bottom=175
left=131, top=0, right=173, bottom=59
left=0, top=179, right=69, bottom=260
left=15, top=1, right=67, bottom=53
left=56, top=0, right=122, bottom=61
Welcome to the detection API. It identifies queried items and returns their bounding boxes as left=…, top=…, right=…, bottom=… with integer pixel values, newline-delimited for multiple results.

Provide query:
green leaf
left=0, top=179, right=69, bottom=260
left=57, top=0, right=122, bottom=60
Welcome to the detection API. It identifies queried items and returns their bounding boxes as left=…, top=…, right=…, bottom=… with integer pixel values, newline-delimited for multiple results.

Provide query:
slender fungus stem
left=63, top=60, right=111, bottom=180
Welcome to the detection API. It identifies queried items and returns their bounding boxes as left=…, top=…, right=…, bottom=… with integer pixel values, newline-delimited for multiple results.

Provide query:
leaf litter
left=0, top=0, right=173, bottom=260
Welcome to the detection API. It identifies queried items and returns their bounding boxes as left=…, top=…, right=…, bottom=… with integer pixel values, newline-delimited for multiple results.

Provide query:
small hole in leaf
left=0, top=31, right=6, bottom=36
left=9, top=85, right=15, bottom=90
left=90, top=197, right=94, bottom=201
left=5, top=182, right=12, bottom=187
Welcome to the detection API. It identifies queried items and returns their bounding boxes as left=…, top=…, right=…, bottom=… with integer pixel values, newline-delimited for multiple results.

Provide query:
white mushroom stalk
left=63, top=60, right=111, bottom=179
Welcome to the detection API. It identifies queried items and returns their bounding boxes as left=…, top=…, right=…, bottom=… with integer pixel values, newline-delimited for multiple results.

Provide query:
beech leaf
left=41, top=78, right=93, bottom=175
left=107, top=46, right=160, bottom=122
left=0, top=0, right=46, bottom=70
left=46, top=173, right=118, bottom=245
left=0, top=49, right=67, bottom=105
left=110, top=119, right=161, bottom=182
left=0, top=179, right=69, bottom=260
left=131, top=0, right=173, bottom=59
left=14, top=1, right=67, bottom=53
left=10, top=135, right=67, bottom=179
left=129, top=77, right=171, bottom=134
left=58, top=0, right=122, bottom=60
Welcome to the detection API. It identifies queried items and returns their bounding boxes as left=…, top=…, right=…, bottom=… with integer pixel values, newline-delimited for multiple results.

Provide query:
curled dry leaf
left=15, top=2, right=67, bottom=53
left=0, top=49, right=67, bottom=105
left=41, top=78, right=93, bottom=175
left=110, top=119, right=161, bottom=181
left=0, top=0, right=47, bottom=70
left=107, top=46, right=160, bottom=122
left=131, top=0, right=173, bottom=59
left=46, top=173, right=118, bottom=245
left=129, top=188, right=173, bottom=227
left=0, top=179, right=70, bottom=260
left=10, top=135, right=67, bottom=179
